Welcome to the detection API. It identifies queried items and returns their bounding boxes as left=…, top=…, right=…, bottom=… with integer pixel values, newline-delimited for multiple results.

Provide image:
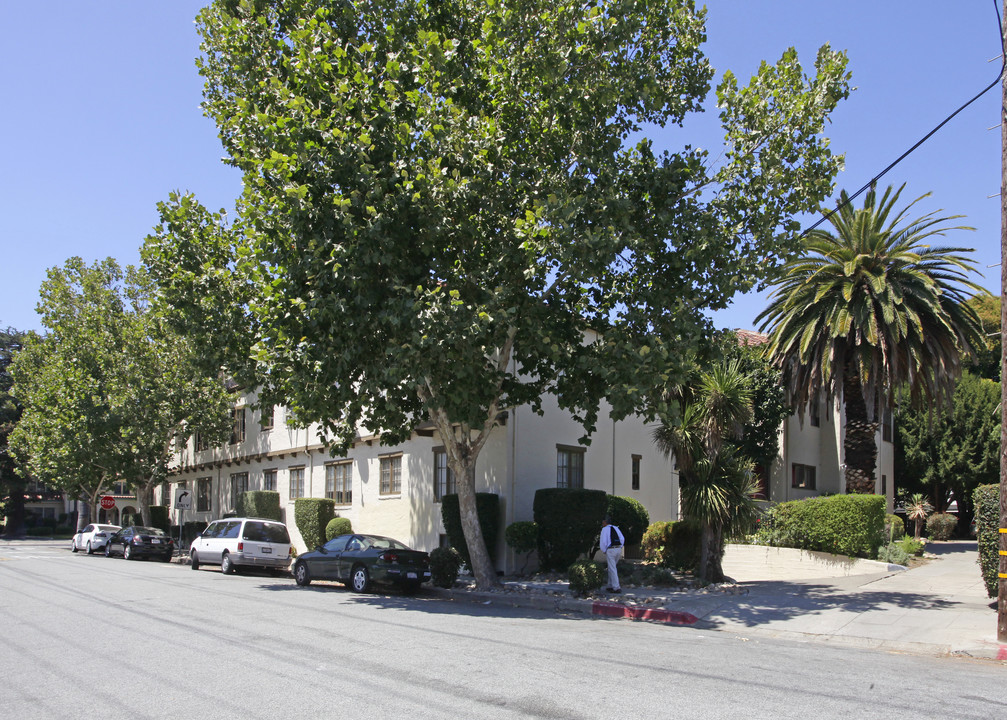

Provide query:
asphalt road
left=1, top=540, right=1005, bottom=719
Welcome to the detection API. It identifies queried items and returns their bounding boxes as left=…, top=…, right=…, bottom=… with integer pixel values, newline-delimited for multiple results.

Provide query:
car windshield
left=98, top=525, right=118, bottom=532
left=242, top=521, right=290, bottom=544
left=134, top=527, right=166, bottom=536
left=364, top=536, right=409, bottom=551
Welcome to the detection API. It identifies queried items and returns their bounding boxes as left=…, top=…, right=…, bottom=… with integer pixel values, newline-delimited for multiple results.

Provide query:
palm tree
left=905, top=492, right=933, bottom=541
left=653, top=359, right=760, bottom=584
left=757, top=184, right=986, bottom=494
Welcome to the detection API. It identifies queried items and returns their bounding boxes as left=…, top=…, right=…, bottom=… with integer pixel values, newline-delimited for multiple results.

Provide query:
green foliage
left=636, top=564, right=680, bottom=587
left=122, top=513, right=142, bottom=528
left=429, top=547, right=462, bottom=589
left=293, top=498, right=335, bottom=550
left=148, top=505, right=170, bottom=533
left=505, top=521, right=539, bottom=555
left=965, top=294, right=1000, bottom=381
left=606, top=496, right=650, bottom=548
left=0, top=327, right=28, bottom=538
left=884, top=514, right=906, bottom=541
left=925, top=512, right=957, bottom=541
left=973, top=483, right=1000, bottom=598
left=896, top=536, right=925, bottom=557
left=641, top=521, right=674, bottom=564
left=325, top=516, right=353, bottom=541
left=905, top=493, right=933, bottom=540
left=28, top=526, right=53, bottom=537
left=567, top=559, right=606, bottom=595
left=179, top=520, right=208, bottom=547
left=242, top=490, right=282, bottom=521
left=641, top=520, right=702, bottom=572
left=440, top=493, right=500, bottom=567
left=534, top=488, right=608, bottom=571
left=876, top=542, right=912, bottom=566
left=771, top=494, right=886, bottom=559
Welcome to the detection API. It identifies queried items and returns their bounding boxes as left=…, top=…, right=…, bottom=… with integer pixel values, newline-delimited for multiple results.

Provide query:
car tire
left=351, top=565, right=370, bottom=593
left=190, top=551, right=200, bottom=570
left=220, top=552, right=235, bottom=575
left=124, top=544, right=133, bottom=560
left=71, top=540, right=78, bottom=553
left=294, top=561, right=311, bottom=586
left=161, top=553, right=172, bottom=563
left=86, top=541, right=93, bottom=555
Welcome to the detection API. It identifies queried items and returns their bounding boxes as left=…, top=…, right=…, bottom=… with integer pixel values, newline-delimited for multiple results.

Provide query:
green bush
left=771, top=494, right=886, bottom=559
left=974, top=483, right=1000, bottom=598
left=122, top=512, right=142, bottom=528
left=534, top=488, right=608, bottom=571
left=243, top=491, right=282, bottom=521
left=429, top=546, right=462, bottom=588
left=896, top=536, right=925, bottom=557
left=877, top=542, right=912, bottom=566
left=325, top=516, right=353, bottom=541
left=641, top=519, right=702, bottom=572
left=440, top=493, right=500, bottom=567
left=294, top=497, right=335, bottom=550
left=926, top=512, right=957, bottom=541
left=641, top=520, right=674, bottom=564
left=567, top=559, right=606, bottom=595
left=28, top=526, right=53, bottom=537
left=605, top=496, right=650, bottom=547
left=505, top=521, right=538, bottom=573
left=637, top=564, right=679, bottom=587
left=177, top=521, right=208, bottom=546
left=149, top=506, right=170, bottom=533
left=884, top=513, right=906, bottom=541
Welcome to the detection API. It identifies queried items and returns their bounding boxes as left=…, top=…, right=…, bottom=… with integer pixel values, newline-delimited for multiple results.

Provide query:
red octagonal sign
left=99, top=496, right=116, bottom=510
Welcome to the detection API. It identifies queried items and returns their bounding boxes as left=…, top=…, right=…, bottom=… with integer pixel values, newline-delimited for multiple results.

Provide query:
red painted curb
left=592, top=601, right=698, bottom=625
left=997, top=646, right=1007, bottom=661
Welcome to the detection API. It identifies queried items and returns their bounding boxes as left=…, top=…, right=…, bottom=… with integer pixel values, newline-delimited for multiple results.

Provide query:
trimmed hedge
left=430, top=547, right=462, bottom=588
left=771, top=494, right=886, bottom=559
left=243, top=491, right=282, bottom=521
left=926, top=512, right=957, bottom=541
left=641, top=519, right=702, bottom=572
left=534, top=488, right=608, bottom=571
left=294, top=498, right=335, bottom=551
left=325, top=516, right=353, bottom=541
left=440, top=493, right=500, bottom=567
left=974, top=483, right=1000, bottom=598
left=149, top=506, right=170, bottom=533
left=173, top=520, right=208, bottom=547
left=606, top=495, right=650, bottom=548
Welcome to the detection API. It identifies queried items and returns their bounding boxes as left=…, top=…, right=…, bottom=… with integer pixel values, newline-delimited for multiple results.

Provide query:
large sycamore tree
left=143, top=0, right=850, bottom=588
left=1, top=327, right=29, bottom=537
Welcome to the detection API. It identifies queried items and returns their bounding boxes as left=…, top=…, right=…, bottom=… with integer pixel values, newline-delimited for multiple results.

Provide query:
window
left=194, top=431, right=209, bottom=452
left=791, top=463, right=816, bottom=490
left=433, top=449, right=456, bottom=501
left=380, top=455, right=402, bottom=495
left=881, top=474, right=887, bottom=495
left=809, top=400, right=821, bottom=427
left=557, top=446, right=585, bottom=489
left=263, top=469, right=277, bottom=492
left=230, top=472, right=248, bottom=510
left=631, top=455, right=641, bottom=491
left=325, top=462, right=352, bottom=505
left=260, top=405, right=274, bottom=430
left=197, top=477, right=212, bottom=512
left=289, top=467, right=305, bottom=499
left=112, top=480, right=131, bottom=496
left=882, top=407, right=893, bottom=443
left=230, top=407, right=247, bottom=444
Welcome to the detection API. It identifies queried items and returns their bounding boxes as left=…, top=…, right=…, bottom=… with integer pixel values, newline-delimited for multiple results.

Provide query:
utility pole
left=1000, top=0, right=1007, bottom=644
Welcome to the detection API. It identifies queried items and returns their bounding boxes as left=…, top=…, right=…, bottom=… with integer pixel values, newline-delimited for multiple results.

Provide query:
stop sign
left=99, top=496, right=116, bottom=510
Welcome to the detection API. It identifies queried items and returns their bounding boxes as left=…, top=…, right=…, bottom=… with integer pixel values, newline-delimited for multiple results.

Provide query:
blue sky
left=2, top=1, right=1003, bottom=334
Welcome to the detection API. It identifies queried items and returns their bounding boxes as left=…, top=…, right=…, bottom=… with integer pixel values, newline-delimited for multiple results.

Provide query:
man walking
left=600, top=516, right=624, bottom=593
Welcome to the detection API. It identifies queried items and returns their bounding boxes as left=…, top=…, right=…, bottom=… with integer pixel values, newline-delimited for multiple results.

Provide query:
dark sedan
left=293, top=534, right=431, bottom=593
left=105, top=526, right=174, bottom=562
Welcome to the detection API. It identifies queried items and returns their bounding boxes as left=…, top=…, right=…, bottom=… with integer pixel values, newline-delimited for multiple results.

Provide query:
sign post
left=99, top=495, right=115, bottom=523
left=174, top=487, right=192, bottom=555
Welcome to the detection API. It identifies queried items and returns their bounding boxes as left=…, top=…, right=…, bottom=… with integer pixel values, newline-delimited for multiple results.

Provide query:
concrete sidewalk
left=434, top=541, right=1007, bottom=662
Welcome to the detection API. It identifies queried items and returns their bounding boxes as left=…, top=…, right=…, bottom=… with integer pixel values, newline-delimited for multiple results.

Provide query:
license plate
left=261, top=547, right=272, bottom=554
left=407, top=572, right=417, bottom=579
left=150, top=539, right=160, bottom=544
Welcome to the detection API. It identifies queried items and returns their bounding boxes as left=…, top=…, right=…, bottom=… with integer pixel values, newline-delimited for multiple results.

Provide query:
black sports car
left=293, top=534, right=431, bottom=592
left=105, top=526, right=174, bottom=562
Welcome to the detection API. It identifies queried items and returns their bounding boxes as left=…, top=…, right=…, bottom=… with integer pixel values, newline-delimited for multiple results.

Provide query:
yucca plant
left=905, top=493, right=933, bottom=541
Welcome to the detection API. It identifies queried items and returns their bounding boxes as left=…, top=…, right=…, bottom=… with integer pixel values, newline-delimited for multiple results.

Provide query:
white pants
left=605, top=546, right=622, bottom=589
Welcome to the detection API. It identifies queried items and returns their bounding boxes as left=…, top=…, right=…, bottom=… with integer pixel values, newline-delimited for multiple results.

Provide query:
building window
left=557, top=446, right=585, bottom=489
left=263, top=469, right=277, bottom=492
left=197, top=477, right=212, bottom=512
left=809, top=400, right=821, bottom=427
left=260, top=405, right=274, bottom=430
left=112, top=480, right=131, bottom=497
left=631, top=455, right=641, bottom=491
left=881, top=474, right=887, bottom=495
left=289, top=467, right=305, bottom=499
left=230, top=472, right=248, bottom=511
left=882, top=407, right=893, bottom=443
left=194, top=430, right=209, bottom=452
left=791, top=463, right=816, bottom=490
left=326, top=462, right=352, bottom=505
left=433, top=449, right=456, bottom=501
left=230, top=408, right=247, bottom=445
left=380, top=455, right=402, bottom=495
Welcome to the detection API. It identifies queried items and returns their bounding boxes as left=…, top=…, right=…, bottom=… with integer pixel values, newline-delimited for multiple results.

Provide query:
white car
left=190, top=518, right=292, bottom=574
left=71, top=524, right=121, bottom=554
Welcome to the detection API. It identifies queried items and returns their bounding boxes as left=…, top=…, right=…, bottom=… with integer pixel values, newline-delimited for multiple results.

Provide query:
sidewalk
left=432, top=540, right=1007, bottom=662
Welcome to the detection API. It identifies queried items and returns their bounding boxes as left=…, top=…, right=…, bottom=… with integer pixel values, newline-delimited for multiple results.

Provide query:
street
left=1, top=540, right=1005, bottom=719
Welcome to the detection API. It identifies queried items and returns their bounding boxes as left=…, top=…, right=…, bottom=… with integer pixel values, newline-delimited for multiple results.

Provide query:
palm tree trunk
left=843, top=357, right=878, bottom=494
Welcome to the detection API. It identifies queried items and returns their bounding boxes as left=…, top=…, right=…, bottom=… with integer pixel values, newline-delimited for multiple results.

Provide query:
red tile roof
left=734, top=329, right=769, bottom=346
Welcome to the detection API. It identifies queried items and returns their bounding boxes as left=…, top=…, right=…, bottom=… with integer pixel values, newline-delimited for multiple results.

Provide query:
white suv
left=189, top=518, right=292, bottom=574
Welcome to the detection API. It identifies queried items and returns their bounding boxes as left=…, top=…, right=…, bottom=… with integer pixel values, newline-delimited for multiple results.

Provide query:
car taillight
left=133, top=536, right=143, bottom=544
left=237, top=542, right=243, bottom=551
left=380, top=552, right=398, bottom=563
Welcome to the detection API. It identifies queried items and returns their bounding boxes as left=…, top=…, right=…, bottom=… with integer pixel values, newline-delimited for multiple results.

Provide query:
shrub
left=122, top=512, right=142, bottom=528
left=637, top=564, right=679, bottom=587
left=243, top=491, right=282, bottom=521
left=505, top=521, right=538, bottom=573
left=896, top=536, right=925, bottom=557
left=534, top=488, right=608, bottom=571
left=974, top=483, right=999, bottom=598
left=29, top=526, right=53, bottom=537
left=177, top=521, right=208, bottom=547
left=771, top=494, right=886, bottom=559
left=325, top=516, right=353, bottom=541
left=605, top=496, right=650, bottom=548
left=641, top=521, right=674, bottom=564
left=149, top=506, right=170, bottom=533
left=877, top=542, right=912, bottom=566
left=294, top=498, right=335, bottom=550
left=926, top=512, right=957, bottom=541
left=440, top=493, right=500, bottom=567
left=884, top=513, right=906, bottom=541
left=641, top=520, right=701, bottom=572
left=429, top=547, right=462, bottom=588
left=53, top=525, right=75, bottom=536
left=567, top=559, right=606, bottom=595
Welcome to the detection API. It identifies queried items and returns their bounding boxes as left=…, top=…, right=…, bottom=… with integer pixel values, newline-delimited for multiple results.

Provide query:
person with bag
left=599, top=516, right=624, bottom=593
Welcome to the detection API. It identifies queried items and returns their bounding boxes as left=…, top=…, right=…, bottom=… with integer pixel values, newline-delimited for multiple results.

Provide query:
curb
left=591, top=600, right=698, bottom=625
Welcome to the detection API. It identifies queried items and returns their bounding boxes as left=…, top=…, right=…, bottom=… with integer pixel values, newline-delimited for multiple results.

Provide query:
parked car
left=189, top=517, right=292, bottom=574
left=292, top=534, right=431, bottom=593
left=70, top=524, right=120, bottom=554
left=104, top=526, right=174, bottom=561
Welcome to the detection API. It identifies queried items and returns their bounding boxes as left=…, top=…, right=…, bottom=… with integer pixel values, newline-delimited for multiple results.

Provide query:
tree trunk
left=76, top=494, right=91, bottom=532
left=842, top=358, right=878, bottom=494
left=2, top=483, right=27, bottom=538
left=139, top=481, right=155, bottom=528
left=700, top=524, right=726, bottom=584
left=450, top=453, right=498, bottom=590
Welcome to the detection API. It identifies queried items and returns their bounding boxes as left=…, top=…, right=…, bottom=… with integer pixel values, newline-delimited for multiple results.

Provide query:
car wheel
left=293, top=561, right=311, bottom=586
left=220, top=552, right=235, bottom=575
left=190, top=551, right=200, bottom=570
left=71, top=539, right=78, bottom=553
left=161, top=553, right=172, bottom=563
left=124, top=544, right=133, bottom=560
left=351, top=565, right=370, bottom=593
left=86, top=541, right=93, bottom=555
